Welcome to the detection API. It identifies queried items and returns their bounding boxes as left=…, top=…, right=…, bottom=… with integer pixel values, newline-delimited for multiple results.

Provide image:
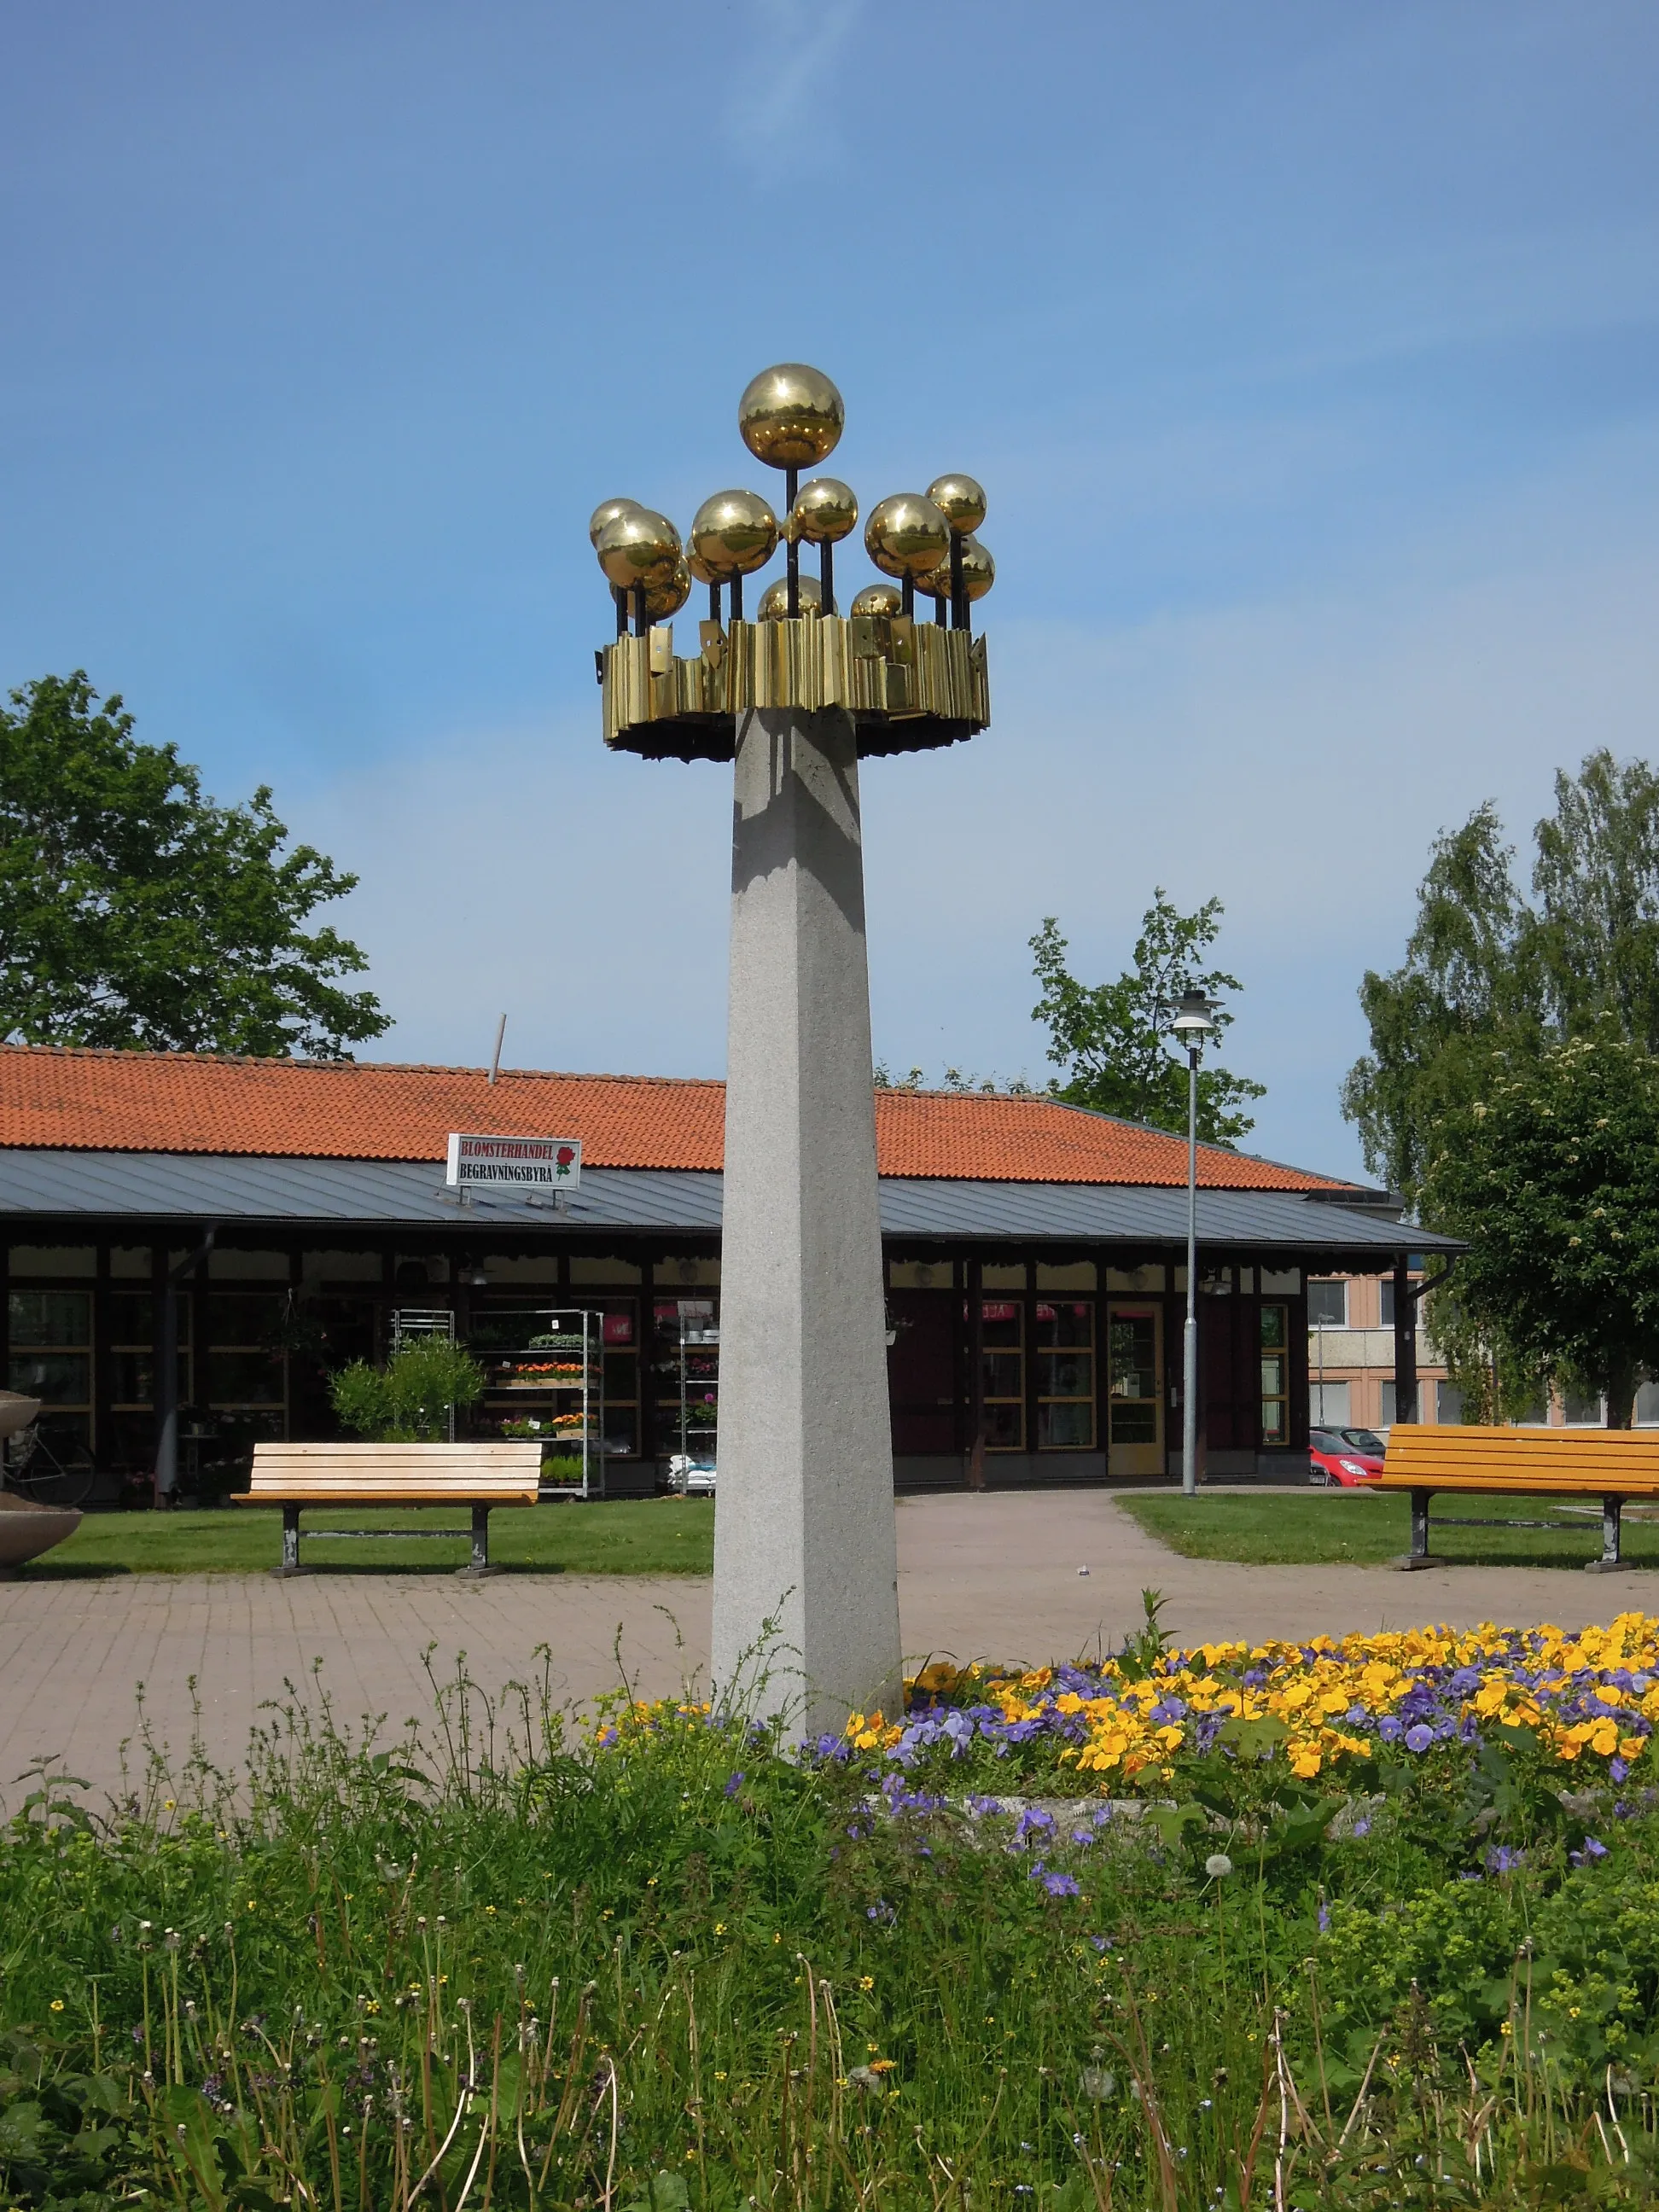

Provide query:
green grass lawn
left=20, top=1494, right=716, bottom=1577
left=1117, top=1484, right=1659, bottom=1569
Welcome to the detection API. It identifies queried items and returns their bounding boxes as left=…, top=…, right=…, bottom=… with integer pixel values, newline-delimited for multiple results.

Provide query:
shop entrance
left=1107, top=1302, right=1164, bottom=1479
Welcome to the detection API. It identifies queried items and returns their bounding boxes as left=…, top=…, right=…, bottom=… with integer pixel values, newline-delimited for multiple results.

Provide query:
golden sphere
left=864, top=492, right=952, bottom=579
left=792, top=475, right=858, bottom=544
left=596, top=506, right=682, bottom=591
left=588, top=496, right=641, bottom=548
left=849, top=582, right=902, bottom=619
left=689, top=488, right=779, bottom=580
left=643, top=556, right=692, bottom=620
left=926, top=473, right=987, bottom=535
left=756, top=573, right=825, bottom=620
left=917, top=533, right=996, bottom=603
left=738, top=364, right=845, bottom=469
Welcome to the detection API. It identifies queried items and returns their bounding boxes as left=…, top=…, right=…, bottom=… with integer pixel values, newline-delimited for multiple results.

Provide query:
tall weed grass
left=2, top=1647, right=1656, bottom=2209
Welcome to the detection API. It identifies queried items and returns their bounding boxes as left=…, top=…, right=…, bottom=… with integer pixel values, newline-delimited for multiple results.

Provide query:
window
left=1637, top=1382, right=1659, bottom=1428
left=6, top=1290, right=93, bottom=1444
left=1108, top=1311, right=1160, bottom=1445
left=108, top=1290, right=191, bottom=1412
left=1563, top=1390, right=1604, bottom=1426
left=1260, top=1305, right=1289, bottom=1443
left=204, top=1291, right=288, bottom=1440
left=1312, top=1379, right=1350, bottom=1425
left=1307, top=1280, right=1348, bottom=1329
left=980, top=1301, right=1023, bottom=1449
left=1035, top=1301, right=1093, bottom=1449
left=1436, top=1379, right=1464, bottom=1424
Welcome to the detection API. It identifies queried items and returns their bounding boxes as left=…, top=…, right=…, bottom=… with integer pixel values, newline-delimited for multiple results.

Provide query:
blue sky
left=3, top=2, right=1656, bottom=1179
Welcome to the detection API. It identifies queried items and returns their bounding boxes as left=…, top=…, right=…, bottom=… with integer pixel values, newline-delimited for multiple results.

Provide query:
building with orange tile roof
left=0, top=1045, right=1455, bottom=1500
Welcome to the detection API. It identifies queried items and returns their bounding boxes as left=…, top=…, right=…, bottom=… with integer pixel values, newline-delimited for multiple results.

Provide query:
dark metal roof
left=0, top=1149, right=1457, bottom=1259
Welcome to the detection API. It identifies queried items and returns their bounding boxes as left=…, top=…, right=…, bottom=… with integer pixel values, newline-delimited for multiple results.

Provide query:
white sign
left=445, top=1133, right=582, bottom=1190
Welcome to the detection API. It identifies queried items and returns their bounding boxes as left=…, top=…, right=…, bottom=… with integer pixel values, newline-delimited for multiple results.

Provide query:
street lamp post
left=1171, top=989, right=1215, bottom=1497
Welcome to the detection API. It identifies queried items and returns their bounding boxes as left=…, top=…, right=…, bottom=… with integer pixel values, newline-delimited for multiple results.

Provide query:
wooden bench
left=1379, top=1424, right=1659, bottom=1573
left=239, top=1443, right=543, bottom=1575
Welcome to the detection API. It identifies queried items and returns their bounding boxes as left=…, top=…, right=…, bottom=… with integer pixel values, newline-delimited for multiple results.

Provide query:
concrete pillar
left=712, top=704, right=904, bottom=1740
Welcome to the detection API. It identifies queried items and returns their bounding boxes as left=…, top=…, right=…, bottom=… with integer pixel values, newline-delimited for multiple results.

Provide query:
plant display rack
left=478, top=1308, right=603, bottom=1500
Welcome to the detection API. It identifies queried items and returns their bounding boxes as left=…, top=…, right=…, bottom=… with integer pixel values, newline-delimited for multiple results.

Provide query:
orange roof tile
left=0, top=1046, right=1353, bottom=1191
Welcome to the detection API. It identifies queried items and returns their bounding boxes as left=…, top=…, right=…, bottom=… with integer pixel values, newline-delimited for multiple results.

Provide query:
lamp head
left=926, top=473, right=987, bottom=534
left=738, top=364, right=845, bottom=469
left=595, top=507, right=682, bottom=591
left=1170, top=988, right=1216, bottom=1037
left=588, top=497, right=642, bottom=548
left=864, top=492, right=952, bottom=579
left=791, top=475, right=859, bottom=544
left=642, top=556, right=692, bottom=620
left=917, top=532, right=995, bottom=602
left=689, top=488, right=779, bottom=580
left=757, top=573, right=825, bottom=620
left=848, top=581, right=903, bottom=619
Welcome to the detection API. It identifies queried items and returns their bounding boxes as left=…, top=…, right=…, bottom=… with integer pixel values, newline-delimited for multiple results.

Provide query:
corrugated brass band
left=602, top=618, right=989, bottom=746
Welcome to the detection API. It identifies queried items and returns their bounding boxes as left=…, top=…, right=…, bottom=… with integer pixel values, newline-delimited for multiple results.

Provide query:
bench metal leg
left=1394, top=1487, right=1435, bottom=1570
left=459, top=1505, right=498, bottom=1578
left=272, top=1504, right=305, bottom=1577
left=1587, top=1495, right=1629, bottom=1573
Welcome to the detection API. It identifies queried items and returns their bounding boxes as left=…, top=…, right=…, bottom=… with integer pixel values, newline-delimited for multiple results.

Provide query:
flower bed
left=838, top=1610, right=1659, bottom=1790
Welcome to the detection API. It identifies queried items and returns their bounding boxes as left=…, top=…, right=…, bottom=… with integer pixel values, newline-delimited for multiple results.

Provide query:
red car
left=1309, top=1425, right=1386, bottom=1487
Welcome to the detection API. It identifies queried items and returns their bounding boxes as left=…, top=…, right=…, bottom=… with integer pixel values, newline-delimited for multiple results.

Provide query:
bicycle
left=3, top=1422, right=98, bottom=1510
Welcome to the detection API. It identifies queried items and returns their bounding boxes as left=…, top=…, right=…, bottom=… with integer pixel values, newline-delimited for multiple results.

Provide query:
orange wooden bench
left=240, top=1441, right=543, bottom=1575
left=1378, top=1424, right=1659, bottom=1572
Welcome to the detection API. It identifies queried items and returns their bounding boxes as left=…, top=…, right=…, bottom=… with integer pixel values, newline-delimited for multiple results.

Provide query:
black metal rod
left=950, top=531, right=968, bottom=632
left=614, top=585, right=628, bottom=639
left=933, top=593, right=947, bottom=626
left=731, top=571, right=743, bottom=623
left=821, top=538, right=833, bottom=613
left=632, top=583, right=648, bottom=636
left=708, top=580, right=720, bottom=624
left=785, top=465, right=799, bottom=618
left=901, top=573, right=914, bottom=617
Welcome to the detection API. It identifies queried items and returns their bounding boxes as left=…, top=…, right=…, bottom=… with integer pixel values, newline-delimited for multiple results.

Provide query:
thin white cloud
left=724, top=0, right=864, bottom=163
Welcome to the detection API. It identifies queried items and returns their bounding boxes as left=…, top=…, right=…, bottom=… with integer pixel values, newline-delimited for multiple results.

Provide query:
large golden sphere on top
left=864, top=493, right=952, bottom=579
left=643, top=556, right=692, bottom=620
left=917, top=532, right=996, bottom=602
left=689, top=489, right=779, bottom=580
left=738, top=364, right=845, bottom=469
left=588, top=496, right=641, bottom=548
left=926, top=473, right=987, bottom=535
left=792, top=476, right=858, bottom=544
left=596, top=507, right=682, bottom=591
left=849, top=582, right=902, bottom=619
left=756, top=573, right=825, bottom=620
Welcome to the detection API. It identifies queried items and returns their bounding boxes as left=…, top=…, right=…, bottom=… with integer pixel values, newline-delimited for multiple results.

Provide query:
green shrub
left=328, top=1336, right=485, bottom=1442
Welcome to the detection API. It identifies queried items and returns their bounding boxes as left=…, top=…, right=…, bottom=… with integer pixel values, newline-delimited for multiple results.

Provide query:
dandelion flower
left=1204, top=1854, right=1233, bottom=1878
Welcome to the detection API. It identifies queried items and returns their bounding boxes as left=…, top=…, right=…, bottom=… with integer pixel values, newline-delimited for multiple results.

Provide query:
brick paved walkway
left=4, top=1491, right=1655, bottom=1811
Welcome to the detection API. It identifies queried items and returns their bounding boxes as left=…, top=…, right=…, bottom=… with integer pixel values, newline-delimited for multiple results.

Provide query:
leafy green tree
left=1344, top=752, right=1659, bottom=1202
left=1029, top=892, right=1266, bottom=1144
left=329, top=1339, right=486, bottom=1442
left=1420, top=1033, right=1659, bottom=1428
left=0, top=672, right=388, bottom=1056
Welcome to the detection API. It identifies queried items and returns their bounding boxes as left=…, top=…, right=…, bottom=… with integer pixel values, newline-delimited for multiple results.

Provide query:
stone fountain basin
left=0, top=1493, right=81, bottom=1574
left=0, top=1392, right=43, bottom=1442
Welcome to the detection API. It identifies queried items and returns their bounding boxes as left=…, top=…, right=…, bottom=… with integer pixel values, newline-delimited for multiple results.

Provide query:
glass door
left=1107, top=1303, right=1163, bottom=1479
